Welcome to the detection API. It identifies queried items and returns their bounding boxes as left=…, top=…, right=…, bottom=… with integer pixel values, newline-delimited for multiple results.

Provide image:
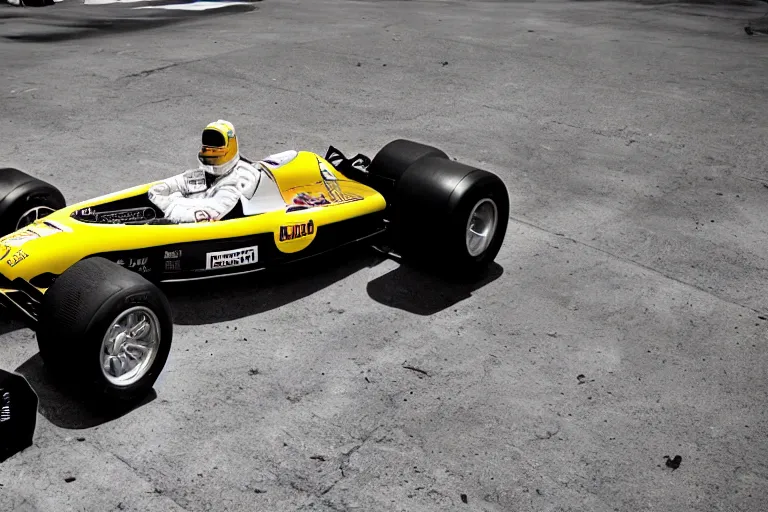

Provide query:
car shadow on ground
left=162, top=246, right=387, bottom=325
left=163, top=246, right=505, bottom=324
left=14, top=354, right=157, bottom=430
left=366, top=261, right=504, bottom=316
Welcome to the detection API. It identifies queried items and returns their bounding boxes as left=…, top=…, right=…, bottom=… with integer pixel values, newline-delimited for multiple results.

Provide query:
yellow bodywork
left=0, top=151, right=386, bottom=291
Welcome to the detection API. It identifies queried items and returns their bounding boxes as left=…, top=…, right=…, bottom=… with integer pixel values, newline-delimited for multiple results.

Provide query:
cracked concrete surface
left=1, top=0, right=767, bottom=510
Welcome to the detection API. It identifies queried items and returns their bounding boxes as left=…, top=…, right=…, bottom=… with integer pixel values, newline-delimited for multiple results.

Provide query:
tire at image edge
left=0, top=169, right=65, bottom=235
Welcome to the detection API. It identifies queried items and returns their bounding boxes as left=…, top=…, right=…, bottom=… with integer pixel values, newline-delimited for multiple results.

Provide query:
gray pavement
left=1, top=0, right=767, bottom=510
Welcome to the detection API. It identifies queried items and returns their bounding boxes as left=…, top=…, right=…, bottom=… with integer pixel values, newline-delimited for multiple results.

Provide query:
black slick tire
left=36, top=257, right=173, bottom=403
left=0, top=168, right=66, bottom=236
left=367, top=139, right=449, bottom=205
left=369, top=140, right=509, bottom=277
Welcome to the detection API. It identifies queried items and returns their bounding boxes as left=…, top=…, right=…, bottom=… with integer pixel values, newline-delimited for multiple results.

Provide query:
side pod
left=0, top=369, right=38, bottom=463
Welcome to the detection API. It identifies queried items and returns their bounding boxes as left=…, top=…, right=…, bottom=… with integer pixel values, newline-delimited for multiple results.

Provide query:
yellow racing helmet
left=198, top=119, right=239, bottom=175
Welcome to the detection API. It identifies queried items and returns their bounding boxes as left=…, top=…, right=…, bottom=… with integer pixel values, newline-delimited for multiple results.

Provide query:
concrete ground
left=1, top=0, right=768, bottom=510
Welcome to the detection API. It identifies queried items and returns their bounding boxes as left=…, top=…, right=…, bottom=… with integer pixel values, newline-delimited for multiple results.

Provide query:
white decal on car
left=206, top=246, right=258, bottom=269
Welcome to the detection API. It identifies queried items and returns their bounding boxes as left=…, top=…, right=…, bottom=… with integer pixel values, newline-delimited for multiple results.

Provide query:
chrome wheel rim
left=465, top=198, right=498, bottom=257
left=16, top=206, right=55, bottom=230
left=100, top=306, right=161, bottom=387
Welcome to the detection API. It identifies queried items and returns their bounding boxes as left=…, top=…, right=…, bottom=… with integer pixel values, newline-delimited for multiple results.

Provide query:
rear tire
left=367, top=139, right=448, bottom=204
left=368, top=140, right=509, bottom=277
left=36, top=257, right=173, bottom=403
left=0, top=168, right=66, bottom=236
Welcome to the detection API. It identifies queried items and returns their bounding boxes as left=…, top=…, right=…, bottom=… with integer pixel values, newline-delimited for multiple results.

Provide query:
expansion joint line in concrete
left=110, top=452, right=191, bottom=511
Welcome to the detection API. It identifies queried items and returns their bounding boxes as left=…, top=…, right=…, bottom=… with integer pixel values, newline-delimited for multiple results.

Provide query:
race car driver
left=147, top=120, right=260, bottom=223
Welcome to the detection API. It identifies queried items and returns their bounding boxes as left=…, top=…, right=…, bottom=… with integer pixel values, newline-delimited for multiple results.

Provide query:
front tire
left=36, top=257, right=173, bottom=403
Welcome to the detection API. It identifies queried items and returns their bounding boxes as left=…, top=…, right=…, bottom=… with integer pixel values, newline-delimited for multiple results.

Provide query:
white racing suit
left=148, top=159, right=261, bottom=223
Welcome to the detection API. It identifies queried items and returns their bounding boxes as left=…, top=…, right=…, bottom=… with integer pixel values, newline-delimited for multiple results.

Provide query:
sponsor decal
left=279, top=220, right=315, bottom=242
left=165, top=260, right=181, bottom=271
left=206, top=246, right=258, bottom=269
left=128, top=257, right=148, bottom=268
left=115, top=257, right=152, bottom=274
left=292, top=192, right=331, bottom=207
left=115, top=257, right=150, bottom=273
left=6, top=250, right=28, bottom=268
left=164, top=249, right=182, bottom=271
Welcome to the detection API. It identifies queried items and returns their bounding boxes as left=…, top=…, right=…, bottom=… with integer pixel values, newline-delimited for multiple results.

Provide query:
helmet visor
left=202, top=129, right=226, bottom=147
left=199, top=129, right=229, bottom=165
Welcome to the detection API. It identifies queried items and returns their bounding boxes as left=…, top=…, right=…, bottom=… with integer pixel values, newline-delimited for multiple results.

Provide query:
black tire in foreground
left=36, top=257, right=173, bottom=403
left=369, top=139, right=509, bottom=276
left=0, top=168, right=66, bottom=236
left=0, top=369, right=38, bottom=463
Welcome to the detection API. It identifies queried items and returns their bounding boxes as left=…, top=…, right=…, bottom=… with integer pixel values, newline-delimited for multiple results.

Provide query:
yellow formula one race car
left=0, top=139, right=509, bottom=403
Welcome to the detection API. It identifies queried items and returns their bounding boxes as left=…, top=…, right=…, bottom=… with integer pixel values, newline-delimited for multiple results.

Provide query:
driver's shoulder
left=233, top=159, right=262, bottom=177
